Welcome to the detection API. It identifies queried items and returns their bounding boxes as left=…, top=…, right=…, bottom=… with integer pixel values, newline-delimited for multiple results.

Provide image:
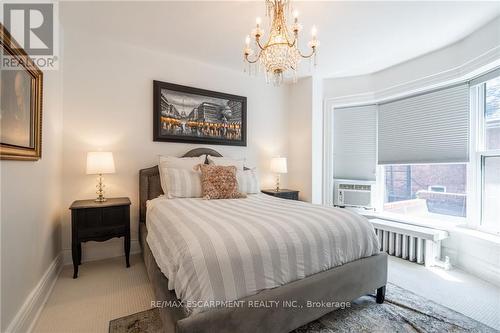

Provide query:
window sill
left=357, top=211, right=464, bottom=231
left=355, top=210, right=500, bottom=245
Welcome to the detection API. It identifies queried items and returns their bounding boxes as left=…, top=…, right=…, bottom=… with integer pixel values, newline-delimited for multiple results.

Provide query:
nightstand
left=261, top=189, right=299, bottom=201
left=69, top=197, right=131, bottom=278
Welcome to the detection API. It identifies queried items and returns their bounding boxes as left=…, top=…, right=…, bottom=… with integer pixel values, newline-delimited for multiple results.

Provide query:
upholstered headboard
left=139, top=148, right=223, bottom=223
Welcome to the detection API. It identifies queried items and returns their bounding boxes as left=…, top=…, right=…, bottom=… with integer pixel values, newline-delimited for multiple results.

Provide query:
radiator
left=370, top=219, right=449, bottom=267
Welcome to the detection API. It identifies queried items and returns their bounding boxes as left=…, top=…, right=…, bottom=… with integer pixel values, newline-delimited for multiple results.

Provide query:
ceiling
left=61, top=1, right=500, bottom=79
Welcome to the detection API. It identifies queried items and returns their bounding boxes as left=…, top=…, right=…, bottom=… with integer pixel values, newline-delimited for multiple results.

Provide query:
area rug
left=109, top=283, right=497, bottom=333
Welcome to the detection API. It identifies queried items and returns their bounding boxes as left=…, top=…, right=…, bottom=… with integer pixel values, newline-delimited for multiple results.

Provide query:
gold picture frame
left=0, top=23, right=43, bottom=161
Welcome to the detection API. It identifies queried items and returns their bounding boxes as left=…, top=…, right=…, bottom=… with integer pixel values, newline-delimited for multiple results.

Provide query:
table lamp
left=86, top=152, right=115, bottom=202
left=270, top=157, right=287, bottom=192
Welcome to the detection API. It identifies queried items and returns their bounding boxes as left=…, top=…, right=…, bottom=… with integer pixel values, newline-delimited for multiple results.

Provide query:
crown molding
left=325, top=46, right=500, bottom=108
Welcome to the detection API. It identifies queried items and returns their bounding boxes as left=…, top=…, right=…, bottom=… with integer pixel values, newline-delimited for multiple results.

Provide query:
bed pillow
left=197, top=164, right=246, bottom=199
left=165, top=168, right=202, bottom=198
left=207, top=156, right=245, bottom=171
left=237, top=168, right=260, bottom=194
left=158, top=155, right=206, bottom=195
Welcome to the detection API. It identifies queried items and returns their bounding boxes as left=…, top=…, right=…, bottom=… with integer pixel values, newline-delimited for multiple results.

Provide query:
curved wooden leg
left=125, top=233, right=130, bottom=268
left=376, top=286, right=386, bottom=304
left=72, top=243, right=79, bottom=279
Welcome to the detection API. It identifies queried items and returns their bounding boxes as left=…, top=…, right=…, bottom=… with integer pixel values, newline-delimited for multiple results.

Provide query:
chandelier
left=243, top=0, right=319, bottom=86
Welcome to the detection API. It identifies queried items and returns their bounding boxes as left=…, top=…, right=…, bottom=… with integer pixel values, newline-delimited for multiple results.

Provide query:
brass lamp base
left=95, top=174, right=107, bottom=202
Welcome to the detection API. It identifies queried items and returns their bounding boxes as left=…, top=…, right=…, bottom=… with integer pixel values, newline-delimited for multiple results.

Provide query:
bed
left=139, top=148, right=387, bottom=333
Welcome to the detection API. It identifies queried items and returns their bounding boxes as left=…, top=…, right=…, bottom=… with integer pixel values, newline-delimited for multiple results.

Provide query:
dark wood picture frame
left=0, top=23, right=43, bottom=161
left=153, top=80, right=247, bottom=146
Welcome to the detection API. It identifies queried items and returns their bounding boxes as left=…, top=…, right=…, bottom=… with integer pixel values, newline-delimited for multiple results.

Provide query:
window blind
left=333, top=105, right=377, bottom=180
left=378, top=84, right=470, bottom=165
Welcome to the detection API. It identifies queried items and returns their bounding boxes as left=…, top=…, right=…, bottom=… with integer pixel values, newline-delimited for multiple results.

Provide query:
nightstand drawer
left=261, top=189, right=299, bottom=201
left=73, top=206, right=128, bottom=229
left=79, top=225, right=126, bottom=240
left=102, top=206, right=127, bottom=227
left=74, top=208, right=102, bottom=229
left=278, top=192, right=299, bottom=200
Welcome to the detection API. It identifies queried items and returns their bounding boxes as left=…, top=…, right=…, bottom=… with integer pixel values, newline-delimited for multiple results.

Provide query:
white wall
left=1, top=69, right=63, bottom=331
left=287, top=78, right=313, bottom=202
left=59, top=9, right=289, bottom=262
left=287, top=77, right=323, bottom=204
left=311, top=77, right=323, bottom=204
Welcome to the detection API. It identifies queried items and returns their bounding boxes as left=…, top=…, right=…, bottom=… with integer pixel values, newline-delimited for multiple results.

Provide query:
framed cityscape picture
left=153, top=80, right=247, bottom=146
left=0, top=23, right=43, bottom=160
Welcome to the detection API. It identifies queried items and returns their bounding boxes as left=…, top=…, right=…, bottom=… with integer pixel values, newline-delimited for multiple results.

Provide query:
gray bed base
left=139, top=148, right=388, bottom=333
left=140, top=223, right=387, bottom=333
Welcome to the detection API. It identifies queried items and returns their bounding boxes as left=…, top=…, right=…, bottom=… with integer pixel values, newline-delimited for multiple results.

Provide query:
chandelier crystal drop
left=243, top=0, right=319, bottom=86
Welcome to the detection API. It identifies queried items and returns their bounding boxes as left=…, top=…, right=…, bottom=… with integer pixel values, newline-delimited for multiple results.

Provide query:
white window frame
left=468, top=84, right=482, bottom=230
left=471, top=82, right=500, bottom=235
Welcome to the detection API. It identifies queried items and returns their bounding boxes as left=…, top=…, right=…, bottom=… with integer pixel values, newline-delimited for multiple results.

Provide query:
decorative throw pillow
left=237, top=168, right=260, bottom=194
left=166, top=168, right=202, bottom=198
left=158, top=155, right=205, bottom=195
left=197, top=164, right=246, bottom=200
left=206, top=156, right=245, bottom=171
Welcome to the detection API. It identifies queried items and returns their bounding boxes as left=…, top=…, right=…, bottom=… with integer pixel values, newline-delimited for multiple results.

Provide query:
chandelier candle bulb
left=311, top=25, right=317, bottom=37
left=256, top=17, right=262, bottom=27
left=293, top=23, right=303, bottom=34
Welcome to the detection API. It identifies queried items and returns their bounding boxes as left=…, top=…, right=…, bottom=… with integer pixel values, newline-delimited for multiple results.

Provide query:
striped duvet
left=146, top=194, right=379, bottom=314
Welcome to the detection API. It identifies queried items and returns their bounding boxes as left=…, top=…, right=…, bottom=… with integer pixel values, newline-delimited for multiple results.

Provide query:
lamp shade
left=270, top=157, right=287, bottom=174
left=86, top=152, right=115, bottom=175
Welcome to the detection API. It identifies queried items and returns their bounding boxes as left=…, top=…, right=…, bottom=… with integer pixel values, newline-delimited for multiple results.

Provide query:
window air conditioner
left=333, top=179, right=376, bottom=210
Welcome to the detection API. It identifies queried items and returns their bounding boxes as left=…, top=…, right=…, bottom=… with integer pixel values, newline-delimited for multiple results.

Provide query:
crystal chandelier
left=243, top=0, right=319, bottom=86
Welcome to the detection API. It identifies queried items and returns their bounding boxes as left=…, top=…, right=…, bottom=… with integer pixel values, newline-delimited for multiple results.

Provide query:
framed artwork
left=153, top=80, right=246, bottom=146
left=0, top=23, right=43, bottom=160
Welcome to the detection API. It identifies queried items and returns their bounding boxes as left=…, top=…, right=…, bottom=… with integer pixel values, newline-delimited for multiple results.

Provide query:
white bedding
left=146, top=194, right=379, bottom=313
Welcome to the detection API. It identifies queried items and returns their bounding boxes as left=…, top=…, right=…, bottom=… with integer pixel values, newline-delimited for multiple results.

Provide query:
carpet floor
left=109, top=283, right=497, bottom=333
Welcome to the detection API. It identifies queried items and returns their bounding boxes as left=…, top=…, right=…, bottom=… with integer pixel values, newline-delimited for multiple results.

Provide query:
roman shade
left=378, top=84, right=470, bottom=165
left=334, top=105, right=377, bottom=180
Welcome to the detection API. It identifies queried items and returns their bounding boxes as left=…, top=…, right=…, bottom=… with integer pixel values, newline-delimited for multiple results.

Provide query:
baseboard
left=458, top=258, right=500, bottom=288
left=5, top=240, right=142, bottom=332
left=442, top=239, right=500, bottom=288
left=62, top=239, right=141, bottom=265
left=461, top=256, right=500, bottom=288
left=5, top=253, right=63, bottom=333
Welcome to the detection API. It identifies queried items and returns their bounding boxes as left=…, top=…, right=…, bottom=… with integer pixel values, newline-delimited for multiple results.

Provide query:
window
left=476, top=75, right=500, bottom=233
left=485, top=77, right=500, bottom=150
left=483, top=156, right=500, bottom=231
left=377, top=73, right=500, bottom=232
left=376, top=84, right=470, bottom=225
left=382, top=164, right=467, bottom=223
